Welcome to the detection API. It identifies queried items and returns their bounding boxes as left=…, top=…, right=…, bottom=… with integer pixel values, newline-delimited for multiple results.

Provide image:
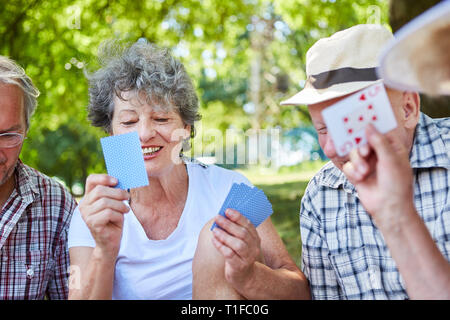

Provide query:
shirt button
left=26, top=267, right=34, bottom=279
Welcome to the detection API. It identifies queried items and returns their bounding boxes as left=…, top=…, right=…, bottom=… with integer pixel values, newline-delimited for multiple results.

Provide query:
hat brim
left=280, top=79, right=382, bottom=106
left=378, top=1, right=450, bottom=95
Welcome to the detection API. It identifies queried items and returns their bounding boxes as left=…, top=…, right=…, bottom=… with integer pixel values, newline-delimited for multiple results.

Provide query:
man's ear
left=402, top=91, right=420, bottom=130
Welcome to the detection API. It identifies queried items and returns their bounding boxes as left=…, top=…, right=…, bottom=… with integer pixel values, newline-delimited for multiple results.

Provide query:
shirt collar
left=14, top=160, right=38, bottom=204
left=318, top=161, right=356, bottom=193
left=409, top=113, right=450, bottom=169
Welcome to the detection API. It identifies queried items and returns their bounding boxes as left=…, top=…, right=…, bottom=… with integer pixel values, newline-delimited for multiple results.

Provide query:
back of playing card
left=321, top=83, right=397, bottom=156
left=211, top=183, right=273, bottom=231
left=101, top=131, right=149, bottom=190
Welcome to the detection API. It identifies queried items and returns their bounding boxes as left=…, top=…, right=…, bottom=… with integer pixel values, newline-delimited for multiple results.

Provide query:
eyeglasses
left=0, top=133, right=26, bottom=148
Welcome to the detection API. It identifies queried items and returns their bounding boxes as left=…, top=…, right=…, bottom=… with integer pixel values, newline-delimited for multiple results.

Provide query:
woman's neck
left=130, top=163, right=188, bottom=208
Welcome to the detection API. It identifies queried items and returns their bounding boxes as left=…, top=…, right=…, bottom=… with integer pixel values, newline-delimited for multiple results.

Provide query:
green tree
left=1, top=0, right=394, bottom=191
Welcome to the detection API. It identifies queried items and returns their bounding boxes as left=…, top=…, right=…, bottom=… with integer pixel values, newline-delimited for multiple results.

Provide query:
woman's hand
left=79, top=174, right=130, bottom=259
left=211, top=209, right=264, bottom=291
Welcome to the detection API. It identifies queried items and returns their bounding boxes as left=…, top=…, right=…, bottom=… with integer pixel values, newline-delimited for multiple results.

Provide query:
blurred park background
left=1, top=0, right=448, bottom=265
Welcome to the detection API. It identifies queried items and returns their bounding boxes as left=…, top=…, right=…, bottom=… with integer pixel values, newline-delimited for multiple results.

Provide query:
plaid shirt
left=0, top=161, right=76, bottom=299
left=300, top=113, right=450, bottom=299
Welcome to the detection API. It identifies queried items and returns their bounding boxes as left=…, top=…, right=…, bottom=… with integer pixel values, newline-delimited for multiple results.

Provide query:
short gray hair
left=0, top=56, right=40, bottom=129
left=86, top=40, right=201, bottom=146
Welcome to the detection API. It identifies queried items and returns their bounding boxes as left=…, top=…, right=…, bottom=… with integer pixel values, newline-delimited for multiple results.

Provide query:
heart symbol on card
left=359, top=94, right=366, bottom=101
left=355, top=137, right=362, bottom=144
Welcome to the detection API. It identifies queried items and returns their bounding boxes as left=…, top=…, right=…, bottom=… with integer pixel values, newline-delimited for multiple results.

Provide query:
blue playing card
left=100, top=131, right=149, bottom=190
left=211, top=182, right=273, bottom=230
left=227, top=183, right=253, bottom=212
left=210, top=183, right=242, bottom=230
left=236, top=186, right=261, bottom=210
left=238, top=190, right=273, bottom=227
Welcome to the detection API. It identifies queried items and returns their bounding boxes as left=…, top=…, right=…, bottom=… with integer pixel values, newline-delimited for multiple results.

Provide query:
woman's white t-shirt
left=68, top=162, right=252, bottom=299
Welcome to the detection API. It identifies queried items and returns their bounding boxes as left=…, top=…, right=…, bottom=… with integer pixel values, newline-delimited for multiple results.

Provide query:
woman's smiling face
left=110, top=91, right=190, bottom=178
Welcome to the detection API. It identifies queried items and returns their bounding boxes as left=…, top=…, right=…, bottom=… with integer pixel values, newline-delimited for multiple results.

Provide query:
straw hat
left=378, top=0, right=450, bottom=95
left=281, top=24, right=393, bottom=106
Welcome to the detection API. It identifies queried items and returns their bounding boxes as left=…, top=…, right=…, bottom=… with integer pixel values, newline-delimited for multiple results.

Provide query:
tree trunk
left=250, top=22, right=263, bottom=130
left=249, top=14, right=276, bottom=129
left=389, top=0, right=450, bottom=118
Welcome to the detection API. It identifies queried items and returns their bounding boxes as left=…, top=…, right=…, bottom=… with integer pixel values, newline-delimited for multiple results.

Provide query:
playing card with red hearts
left=321, top=83, right=397, bottom=156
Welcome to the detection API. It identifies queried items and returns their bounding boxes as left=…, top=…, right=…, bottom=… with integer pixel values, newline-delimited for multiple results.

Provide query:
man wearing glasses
left=0, top=56, right=77, bottom=299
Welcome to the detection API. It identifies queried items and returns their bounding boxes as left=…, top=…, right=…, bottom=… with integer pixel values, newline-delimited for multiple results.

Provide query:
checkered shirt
left=0, top=161, right=77, bottom=299
left=300, top=113, right=450, bottom=299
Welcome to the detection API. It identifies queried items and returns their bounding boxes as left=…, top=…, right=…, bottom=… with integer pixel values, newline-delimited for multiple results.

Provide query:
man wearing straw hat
left=281, top=23, right=450, bottom=299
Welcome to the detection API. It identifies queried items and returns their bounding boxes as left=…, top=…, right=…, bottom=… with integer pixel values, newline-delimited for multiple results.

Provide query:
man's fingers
left=342, top=161, right=362, bottom=184
left=349, top=149, right=369, bottom=177
left=358, top=143, right=371, bottom=158
left=342, top=148, right=372, bottom=184
left=365, top=124, right=400, bottom=160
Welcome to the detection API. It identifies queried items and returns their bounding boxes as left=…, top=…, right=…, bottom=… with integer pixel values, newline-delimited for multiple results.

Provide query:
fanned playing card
left=321, top=83, right=398, bottom=156
left=211, top=183, right=273, bottom=231
left=100, top=131, right=149, bottom=190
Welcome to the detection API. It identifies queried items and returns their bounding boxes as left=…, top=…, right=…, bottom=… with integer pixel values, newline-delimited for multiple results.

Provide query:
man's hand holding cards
left=321, top=83, right=397, bottom=157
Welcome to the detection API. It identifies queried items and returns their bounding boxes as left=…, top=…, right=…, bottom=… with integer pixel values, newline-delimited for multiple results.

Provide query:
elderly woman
left=67, top=40, right=310, bottom=300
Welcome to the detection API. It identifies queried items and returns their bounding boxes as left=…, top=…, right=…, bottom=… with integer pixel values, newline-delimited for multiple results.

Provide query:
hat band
left=306, top=67, right=379, bottom=89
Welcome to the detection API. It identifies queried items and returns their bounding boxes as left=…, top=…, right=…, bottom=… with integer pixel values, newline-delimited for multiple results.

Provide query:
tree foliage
left=1, top=0, right=390, bottom=193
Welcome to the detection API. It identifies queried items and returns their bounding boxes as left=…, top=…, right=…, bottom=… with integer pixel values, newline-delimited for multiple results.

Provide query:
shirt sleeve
left=68, top=203, right=96, bottom=248
left=299, top=180, right=343, bottom=300
left=46, top=194, right=78, bottom=300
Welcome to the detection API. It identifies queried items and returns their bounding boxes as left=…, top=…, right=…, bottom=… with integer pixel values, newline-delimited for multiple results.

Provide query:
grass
left=235, top=161, right=326, bottom=267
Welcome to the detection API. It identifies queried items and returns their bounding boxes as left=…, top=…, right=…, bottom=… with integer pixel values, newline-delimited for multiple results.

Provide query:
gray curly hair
left=0, top=56, right=40, bottom=130
left=86, top=39, right=201, bottom=150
